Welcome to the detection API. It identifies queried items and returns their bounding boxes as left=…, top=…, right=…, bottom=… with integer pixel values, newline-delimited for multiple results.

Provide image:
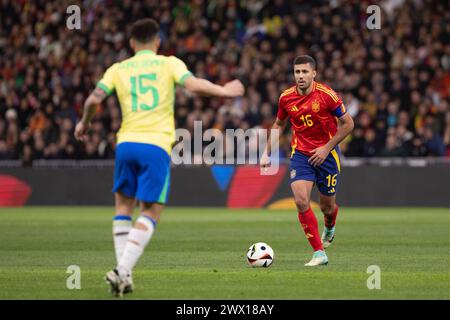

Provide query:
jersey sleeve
left=320, top=86, right=346, bottom=118
left=96, top=63, right=118, bottom=96
left=277, top=95, right=288, bottom=120
left=168, top=56, right=193, bottom=86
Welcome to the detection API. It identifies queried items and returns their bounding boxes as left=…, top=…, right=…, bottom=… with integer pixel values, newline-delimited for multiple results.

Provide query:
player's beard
left=297, top=79, right=312, bottom=93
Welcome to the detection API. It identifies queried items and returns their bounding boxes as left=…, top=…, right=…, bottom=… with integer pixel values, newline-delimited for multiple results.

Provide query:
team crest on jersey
left=312, top=101, right=320, bottom=112
left=290, top=169, right=297, bottom=179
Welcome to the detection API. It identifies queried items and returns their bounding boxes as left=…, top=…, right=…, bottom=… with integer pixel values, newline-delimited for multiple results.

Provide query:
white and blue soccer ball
left=247, top=242, right=274, bottom=267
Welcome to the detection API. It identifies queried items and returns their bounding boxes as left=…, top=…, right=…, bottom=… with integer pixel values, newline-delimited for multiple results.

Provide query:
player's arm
left=309, top=111, right=354, bottom=167
left=169, top=56, right=244, bottom=97
left=75, top=64, right=116, bottom=142
left=260, top=117, right=288, bottom=169
left=81, top=87, right=107, bottom=124
left=326, top=112, right=354, bottom=150
left=74, top=87, right=108, bottom=141
left=183, top=76, right=244, bottom=98
left=259, top=96, right=288, bottom=168
left=261, top=95, right=289, bottom=168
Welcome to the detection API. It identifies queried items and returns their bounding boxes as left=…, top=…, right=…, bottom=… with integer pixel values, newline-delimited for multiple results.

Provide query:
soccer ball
left=246, top=242, right=274, bottom=267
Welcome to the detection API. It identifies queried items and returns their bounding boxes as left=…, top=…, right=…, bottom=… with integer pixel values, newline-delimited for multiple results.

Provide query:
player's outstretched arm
left=74, top=87, right=107, bottom=141
left=261, top=117, right=287, bottom=169
left=183, top=76, right=244, bottom=98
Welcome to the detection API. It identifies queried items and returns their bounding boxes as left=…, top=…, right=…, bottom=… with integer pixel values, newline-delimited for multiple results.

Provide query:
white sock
left=112, top=215, right=132, bottom=264
left=117, top=215, right=156, bottom=277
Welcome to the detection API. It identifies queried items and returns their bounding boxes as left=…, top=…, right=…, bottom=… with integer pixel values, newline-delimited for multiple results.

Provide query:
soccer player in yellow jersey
left=74, top=18, right=244, bottom=297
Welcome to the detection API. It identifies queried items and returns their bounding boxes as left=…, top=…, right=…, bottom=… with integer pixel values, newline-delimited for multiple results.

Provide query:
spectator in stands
left=424, top=126, right=446, bottom=157
left=0, top=0, right=448, bottom=165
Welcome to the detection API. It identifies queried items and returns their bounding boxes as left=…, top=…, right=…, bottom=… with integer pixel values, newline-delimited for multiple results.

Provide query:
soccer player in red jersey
left=261, top=55, right=354, bottom=266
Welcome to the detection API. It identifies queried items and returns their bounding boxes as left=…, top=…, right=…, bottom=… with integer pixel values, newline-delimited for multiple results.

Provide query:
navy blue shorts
left=289, top=148, right=341, bottom=196
left=113, top=142, right=171, bottom=204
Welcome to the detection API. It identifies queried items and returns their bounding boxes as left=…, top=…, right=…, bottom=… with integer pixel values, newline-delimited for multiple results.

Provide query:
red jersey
left=277, top=81, right=346, bottom=156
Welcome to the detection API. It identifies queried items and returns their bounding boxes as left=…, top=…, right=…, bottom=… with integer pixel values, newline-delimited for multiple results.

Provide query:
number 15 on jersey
left=130, top=73, right=159, bottom=112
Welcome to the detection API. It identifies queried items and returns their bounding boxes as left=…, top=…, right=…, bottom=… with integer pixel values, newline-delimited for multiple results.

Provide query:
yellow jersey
left=96, top=49, right=192, bottom=155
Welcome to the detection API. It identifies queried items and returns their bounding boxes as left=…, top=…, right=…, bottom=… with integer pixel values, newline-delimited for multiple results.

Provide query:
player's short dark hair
left=130, top=18, right=160, bottom=43
left=293, top=55, right=317, bottom=70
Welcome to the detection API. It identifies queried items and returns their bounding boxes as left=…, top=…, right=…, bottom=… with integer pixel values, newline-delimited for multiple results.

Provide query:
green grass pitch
left=0, top=207, right=449, bottom=299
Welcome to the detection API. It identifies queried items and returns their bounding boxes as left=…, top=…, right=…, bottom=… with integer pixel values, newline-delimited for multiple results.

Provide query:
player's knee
left=294, top=197, right=310, bottom=212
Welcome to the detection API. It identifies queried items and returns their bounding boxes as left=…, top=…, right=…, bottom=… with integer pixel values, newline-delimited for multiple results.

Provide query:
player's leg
left=292, top=180, right=322, bottom=251
left=290, top=150, right=327, bottom=266
left=112, top=192, right=136, bottom=264
left=111, top=143, right=138, bottom=263
left=114, top=143, right=171, bottom=296
left=116, top=201, right=163, bottom=282
left=316, top=148, right=341, bottom=249
left=319, top=194, right=338, bottom=248
left=291, top=180, right=327, bottom=266
left=106, top=142, right=139, bottom=296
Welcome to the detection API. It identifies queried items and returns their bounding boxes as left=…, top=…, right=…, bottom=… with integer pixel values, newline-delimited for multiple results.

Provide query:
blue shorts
left=113, top=142, right=171, bottom=204
left=289, top=148, right=341, bottom=196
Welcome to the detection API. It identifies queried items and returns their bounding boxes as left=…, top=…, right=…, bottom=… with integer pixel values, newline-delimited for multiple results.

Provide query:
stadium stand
left=0, top=0, right=449, bottom=165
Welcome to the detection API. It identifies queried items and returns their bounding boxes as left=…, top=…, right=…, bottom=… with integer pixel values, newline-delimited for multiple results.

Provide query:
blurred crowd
left=0, top=0, right=449, bottom=165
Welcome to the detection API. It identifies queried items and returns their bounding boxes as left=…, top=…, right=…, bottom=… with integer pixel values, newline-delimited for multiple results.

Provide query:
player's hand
left=308, top=145, right=330, bottom=167
left=74, top=121, right=90, bottom=142
left=260, top=153, right=271, bottom=171
left=223, top=80, right=245, bottom=98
